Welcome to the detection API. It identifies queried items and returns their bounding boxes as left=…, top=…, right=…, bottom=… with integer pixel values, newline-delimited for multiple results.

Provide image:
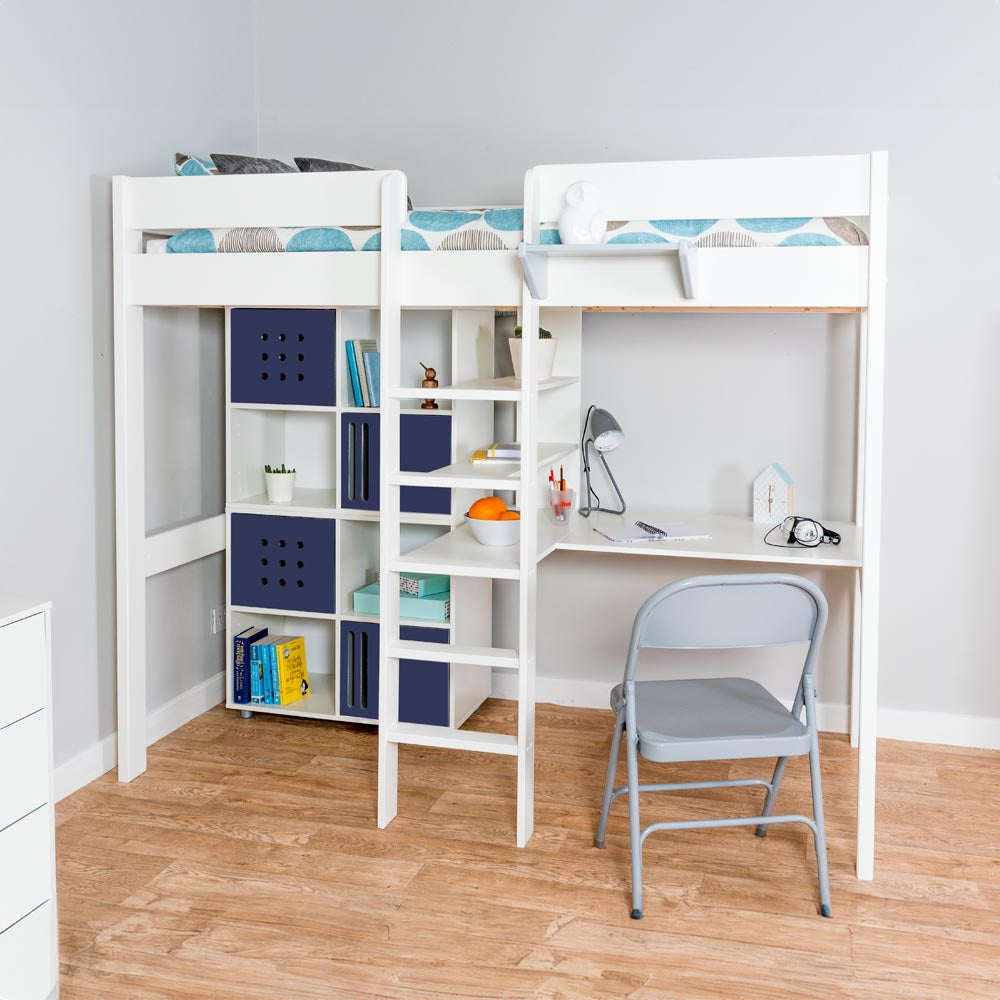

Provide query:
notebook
left=593, top=521, right=711, bottom=544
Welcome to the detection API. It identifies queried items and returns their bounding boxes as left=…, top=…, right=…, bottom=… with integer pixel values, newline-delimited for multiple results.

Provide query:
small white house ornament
left=753, top=464, right=795, bottom=524
left=558, top=181, right=608, bottom=245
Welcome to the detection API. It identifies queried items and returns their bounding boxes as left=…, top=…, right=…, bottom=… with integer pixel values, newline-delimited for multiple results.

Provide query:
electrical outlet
left=210, top=605, right=226, bottom=635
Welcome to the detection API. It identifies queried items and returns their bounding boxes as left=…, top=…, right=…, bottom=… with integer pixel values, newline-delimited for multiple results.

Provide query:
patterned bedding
left=159, top=211, right=868, bottom=253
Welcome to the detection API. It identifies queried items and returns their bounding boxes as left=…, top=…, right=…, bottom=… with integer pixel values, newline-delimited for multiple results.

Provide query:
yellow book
left=274, top=636, right=309, bottom=705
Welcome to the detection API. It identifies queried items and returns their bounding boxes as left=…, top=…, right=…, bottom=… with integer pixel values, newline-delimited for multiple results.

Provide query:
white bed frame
left=113, top=152, right=886, bottom=880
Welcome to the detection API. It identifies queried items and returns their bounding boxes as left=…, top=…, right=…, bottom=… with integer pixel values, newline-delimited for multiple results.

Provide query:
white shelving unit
left=222, top=300, right=497, bottom=728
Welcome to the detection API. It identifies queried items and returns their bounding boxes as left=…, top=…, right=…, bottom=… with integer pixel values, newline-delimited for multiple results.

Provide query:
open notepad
left=592, top=520, right=712, bottom=544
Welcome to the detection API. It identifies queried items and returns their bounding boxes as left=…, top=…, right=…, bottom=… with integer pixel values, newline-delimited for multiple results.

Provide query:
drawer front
left=231, top=514, right=335, bottom=614
left=341, top=413, right=380, bottom=511
left=0, top=710, right=48, bottom=832
left=401, top=413, right=451, bottom=516
left=0, top=899, right=55, bottom=1000
left=340, top=621, right=379, bottom=720
left=231, top=308, right=337, bottom=406
left=0, top=614, right=46, bottom=730
left=0, top=807, right=51, bottom=935
left=399, top=626, right=449, bottom=727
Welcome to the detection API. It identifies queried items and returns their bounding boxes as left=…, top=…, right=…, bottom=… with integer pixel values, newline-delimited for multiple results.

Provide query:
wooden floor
left=56, top=700, right=999, bottom=999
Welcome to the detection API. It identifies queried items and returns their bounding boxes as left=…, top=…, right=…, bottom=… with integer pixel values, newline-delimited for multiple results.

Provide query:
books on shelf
left=242, top=631, right=310, bottom=706
left=233, top=626, right=267, bottom=704
left=346, top=339, right=379, bottom=407
left=353, top=581, right=450, bottom=622
left=398, top=572, right=450, bottom=597
left=471, top=442, right=521, bottom=463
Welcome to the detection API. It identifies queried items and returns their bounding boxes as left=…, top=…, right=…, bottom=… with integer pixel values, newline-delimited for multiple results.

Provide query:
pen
left=548, top=469, right=556, bottom=493
left=559, top=464, right=565, bottom=491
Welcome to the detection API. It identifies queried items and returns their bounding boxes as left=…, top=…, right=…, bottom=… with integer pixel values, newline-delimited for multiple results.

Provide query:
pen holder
left=550, top=488, right=574, bottom=523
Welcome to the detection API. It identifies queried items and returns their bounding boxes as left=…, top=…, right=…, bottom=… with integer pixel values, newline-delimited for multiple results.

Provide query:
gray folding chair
left=595, top=573, right=831, bottom=919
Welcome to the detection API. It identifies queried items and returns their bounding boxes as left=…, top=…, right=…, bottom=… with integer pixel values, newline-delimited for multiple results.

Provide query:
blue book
left=262, top=639, right=274, bottom=704
left=249, top=639, right=267, bottom=705
left=346, top=342, right=363, bottom=406
left=233, top=626, right=267, bottom=704
left=267, top=639, right=280, bottom=706
left=363, top=351, right=380, bottom=407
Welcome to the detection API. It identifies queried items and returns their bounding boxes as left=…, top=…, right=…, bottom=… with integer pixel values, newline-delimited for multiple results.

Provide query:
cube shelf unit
left=224, top=305, right=525, bottom=728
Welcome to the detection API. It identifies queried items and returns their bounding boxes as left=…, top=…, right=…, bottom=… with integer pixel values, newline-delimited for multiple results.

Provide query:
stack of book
left=352, top=572, right=450, bottom=622
left=346, top=339, right=380, bottom=407
left=233, top=627, right=310, bottom=706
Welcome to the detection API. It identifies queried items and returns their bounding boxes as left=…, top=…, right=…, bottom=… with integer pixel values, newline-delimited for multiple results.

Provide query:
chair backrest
left=623, top=574, right=828, bottom=685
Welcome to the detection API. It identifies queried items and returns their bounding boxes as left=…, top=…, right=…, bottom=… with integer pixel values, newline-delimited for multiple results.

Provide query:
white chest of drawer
left=0, top=601, right=57, bottom=1000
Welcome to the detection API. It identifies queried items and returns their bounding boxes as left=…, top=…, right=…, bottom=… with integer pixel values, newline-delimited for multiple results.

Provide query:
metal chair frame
left=594, top=573, right=832, bottom=920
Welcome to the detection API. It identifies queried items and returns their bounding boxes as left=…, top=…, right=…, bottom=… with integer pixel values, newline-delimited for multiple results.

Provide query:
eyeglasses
left=766, top=516, right=842, bottom=548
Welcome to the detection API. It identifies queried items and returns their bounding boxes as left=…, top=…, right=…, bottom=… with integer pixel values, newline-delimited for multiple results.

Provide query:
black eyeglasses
left=765, top=516, right=841, bottom=548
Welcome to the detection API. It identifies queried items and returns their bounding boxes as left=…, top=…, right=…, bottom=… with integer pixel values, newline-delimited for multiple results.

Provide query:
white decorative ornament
left=558, top=181, right=608, bottom=245
left=752, top=463, right=795, bottom=524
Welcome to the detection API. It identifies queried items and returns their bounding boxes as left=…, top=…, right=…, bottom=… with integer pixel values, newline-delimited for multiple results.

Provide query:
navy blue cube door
left=399, top=625, right=449, bottom=727
left=340, top=413, right=452, bottom=515
left=340, top=621, right=379, bottom=720
left=231, top=309, right=336, bottom=406
left=230, top=513, right=335, bottom=614
left=341, top=413, right=380, bottom=511
left=401, top=413, right=451, bottom=516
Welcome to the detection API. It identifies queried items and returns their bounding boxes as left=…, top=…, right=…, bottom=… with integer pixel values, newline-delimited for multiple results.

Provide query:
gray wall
left=0, top=1, right=256, bottom=765
left=254, top=0, right=1000, bottom=721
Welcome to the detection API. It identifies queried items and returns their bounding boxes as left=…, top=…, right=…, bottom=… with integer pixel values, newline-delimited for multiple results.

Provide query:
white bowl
left=465, top=510, right=520, bottom=547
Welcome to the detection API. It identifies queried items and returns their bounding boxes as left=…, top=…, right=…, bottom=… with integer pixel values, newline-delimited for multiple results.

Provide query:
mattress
left=155, top=211, right=868, bottom=253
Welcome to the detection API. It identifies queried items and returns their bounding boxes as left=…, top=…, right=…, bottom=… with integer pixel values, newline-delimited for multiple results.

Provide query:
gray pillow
left=211, top=153, right=297, bottom=175
left=295, top=157, right=412, bottom=210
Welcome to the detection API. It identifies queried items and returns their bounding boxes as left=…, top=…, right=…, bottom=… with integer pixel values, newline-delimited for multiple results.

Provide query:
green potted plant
left=264, top=463, right=296, bottom=503
left=510, top=325, right=558, bottom=382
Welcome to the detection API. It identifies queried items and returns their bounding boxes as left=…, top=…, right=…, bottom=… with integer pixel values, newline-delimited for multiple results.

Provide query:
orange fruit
left=498, top=511, right=520, bottom=520
left=468, top=496, right=507, bottom=520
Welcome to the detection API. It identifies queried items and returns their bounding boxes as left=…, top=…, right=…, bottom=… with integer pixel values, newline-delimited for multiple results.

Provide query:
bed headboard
left=115, top=169, right=408, bottom=233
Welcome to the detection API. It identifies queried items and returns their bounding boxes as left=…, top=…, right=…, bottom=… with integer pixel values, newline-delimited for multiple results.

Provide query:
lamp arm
left=598, top=451, right=627, bottom=515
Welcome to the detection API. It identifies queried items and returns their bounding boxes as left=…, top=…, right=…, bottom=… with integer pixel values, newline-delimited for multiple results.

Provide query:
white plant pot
left=265, top=472, right=296, bottom=503
left=509, top=337, right=558, bottom=382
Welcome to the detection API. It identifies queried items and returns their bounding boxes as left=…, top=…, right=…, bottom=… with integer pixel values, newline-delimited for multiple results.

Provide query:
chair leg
left=804, top=678, right=832, bottom=917
left=755, top=756, right=789, bottom=838
left=625, top=726, right=643, bottom=919
left=595, top=710, right=624, bottom=848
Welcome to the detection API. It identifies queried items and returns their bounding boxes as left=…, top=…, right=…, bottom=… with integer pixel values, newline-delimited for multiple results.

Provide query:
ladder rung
left=386, top=723, right=518, bottom=755
left=387, top=641, right=518, bottom=670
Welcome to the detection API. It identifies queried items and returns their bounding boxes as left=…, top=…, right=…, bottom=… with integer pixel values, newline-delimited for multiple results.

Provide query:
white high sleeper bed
left=113, top=152, right=887, bottom=881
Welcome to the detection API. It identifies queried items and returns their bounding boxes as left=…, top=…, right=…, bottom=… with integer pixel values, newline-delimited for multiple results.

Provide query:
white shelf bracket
left=678, top=239, right=698, bottom=298
left=518, top=242, right=547, bottom=299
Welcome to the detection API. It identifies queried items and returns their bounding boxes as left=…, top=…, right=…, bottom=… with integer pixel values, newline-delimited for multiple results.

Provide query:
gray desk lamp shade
left=579, top=405, right=627, bottom=517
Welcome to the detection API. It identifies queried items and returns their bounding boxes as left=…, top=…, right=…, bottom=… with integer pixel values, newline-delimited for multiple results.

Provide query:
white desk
left=395, top=507, right=874, bottom=879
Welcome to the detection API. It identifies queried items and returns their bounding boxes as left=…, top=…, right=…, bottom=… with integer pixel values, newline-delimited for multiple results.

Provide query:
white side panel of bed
left=124, top=172, right=402, bottom=231
left=526, top=154, right=872, bottom=224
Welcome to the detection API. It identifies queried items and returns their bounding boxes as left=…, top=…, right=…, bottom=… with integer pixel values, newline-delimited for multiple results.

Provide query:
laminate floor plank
left=57, top=700, right=1000, bottom=999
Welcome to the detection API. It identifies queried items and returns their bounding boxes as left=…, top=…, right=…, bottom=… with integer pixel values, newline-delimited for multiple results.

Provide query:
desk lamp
left=579, top=405, right=626, bottom=517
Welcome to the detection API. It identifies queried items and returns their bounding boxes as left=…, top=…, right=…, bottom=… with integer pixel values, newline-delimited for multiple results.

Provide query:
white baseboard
left=490, top=675, right=1000, bottom=751
left=54, top=671, right=225, bottom=801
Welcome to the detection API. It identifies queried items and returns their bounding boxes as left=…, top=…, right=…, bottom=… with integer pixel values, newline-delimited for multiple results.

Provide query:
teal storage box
left=352, top=581, right=450, bottom=622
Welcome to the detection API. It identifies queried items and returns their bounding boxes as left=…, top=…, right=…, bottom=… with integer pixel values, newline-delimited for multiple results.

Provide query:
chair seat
left=610, top=677, right=810, bottom=763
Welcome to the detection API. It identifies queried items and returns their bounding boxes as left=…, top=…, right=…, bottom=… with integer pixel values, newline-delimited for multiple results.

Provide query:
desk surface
left=392, top=509, right=860, bottom=580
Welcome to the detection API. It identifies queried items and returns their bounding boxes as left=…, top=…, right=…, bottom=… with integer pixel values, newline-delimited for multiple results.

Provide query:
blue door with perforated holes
left=231, top=309, right=336, bottom=406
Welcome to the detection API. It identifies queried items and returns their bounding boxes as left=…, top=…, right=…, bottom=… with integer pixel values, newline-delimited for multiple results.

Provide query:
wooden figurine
left=420, top=362, right=439, bottom=410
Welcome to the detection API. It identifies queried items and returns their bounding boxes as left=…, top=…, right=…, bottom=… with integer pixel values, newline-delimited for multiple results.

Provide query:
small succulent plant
left=513, top=325, right=553, bottom=339
left=264, top=463, right=296, bottom=474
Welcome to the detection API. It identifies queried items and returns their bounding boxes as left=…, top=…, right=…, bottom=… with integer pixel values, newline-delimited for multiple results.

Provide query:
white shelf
left=391, top=524, right=521, bottom=580
left=390, top=442, right=578, bottom=491
left=229, top=488, right=338, bottom=517
left=389, top=375, right=579, bottom=402
left=230, top=604, right=337, bottom=621
left=225, top=673, right=369, bottom=724
left=230, top=402, right=338, bottom=413
left=341, top=611, right=452, bottom=631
